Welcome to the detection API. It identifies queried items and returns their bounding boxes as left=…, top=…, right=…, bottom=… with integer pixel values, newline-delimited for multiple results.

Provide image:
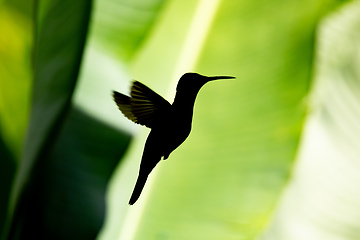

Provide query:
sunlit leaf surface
left=0, top=3, right=31, bottom=158
left=261, top=1, right=360, bottom=239
left=108, top=0, right=343, bottom=239
left=0, top=2, right=31, bottom=234
left=0, top=2, right=32, bottom=238
left=2, top=0, right=356, bottom=239
left=91, top=0, right=167, bottom=60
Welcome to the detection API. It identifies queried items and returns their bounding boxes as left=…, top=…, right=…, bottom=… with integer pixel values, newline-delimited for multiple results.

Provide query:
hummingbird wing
left=113, top=91, right=138, bottom=123
left=130, top=81, right=171, bottom=128
left=113, top=81, right=171, bottom=128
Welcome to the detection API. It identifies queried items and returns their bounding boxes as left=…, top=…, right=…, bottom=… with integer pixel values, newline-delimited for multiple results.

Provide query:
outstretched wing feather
left=113, top=91, right=138, bottom=123
left=113, top=81, right=171, bottom=128
left=130, top=81, right=171, bottom=128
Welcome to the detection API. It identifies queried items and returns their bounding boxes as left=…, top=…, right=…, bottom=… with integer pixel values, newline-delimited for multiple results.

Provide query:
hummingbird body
left=113, top=73, right=234, bottom=205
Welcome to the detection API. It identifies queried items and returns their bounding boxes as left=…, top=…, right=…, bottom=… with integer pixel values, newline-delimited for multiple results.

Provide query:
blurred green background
left=1, top=0, right=360, bottom=239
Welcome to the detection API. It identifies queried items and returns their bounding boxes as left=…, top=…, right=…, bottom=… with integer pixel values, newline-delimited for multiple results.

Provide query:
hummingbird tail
left=129, top=174, right=148, bottom=205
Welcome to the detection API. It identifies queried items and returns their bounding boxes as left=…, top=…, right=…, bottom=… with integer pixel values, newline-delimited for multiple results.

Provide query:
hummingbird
left=113, top=72, right=235, bottom=205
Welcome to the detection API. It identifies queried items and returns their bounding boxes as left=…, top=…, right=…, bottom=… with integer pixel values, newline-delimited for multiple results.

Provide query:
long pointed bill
left=206, top=76, right=236, bottom=81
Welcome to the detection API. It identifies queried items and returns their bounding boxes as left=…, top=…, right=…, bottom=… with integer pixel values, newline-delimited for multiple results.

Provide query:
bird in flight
left=113, top=72, right=235, bottom=205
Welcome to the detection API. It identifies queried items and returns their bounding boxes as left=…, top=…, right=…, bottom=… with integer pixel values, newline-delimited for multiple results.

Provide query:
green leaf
left=0, top=2, right=32, bottom=237
left=261, top=1, right=360, bottom=239
left=72, top=0, right=170, bottom=134
left=105, top=0, right=345, bottom=239
left=2, top=0, right=172, bottom=238
left=18, top=107, right=130, bottom=239
left=2, top=0, right=171, bottom=237
left=0, top=3, right=32, bottom=160
left=0, top=135, right=16, bottom=235
left=3, top=0, right=93, bottom=238
left=90, top=0, right=167, bottom=60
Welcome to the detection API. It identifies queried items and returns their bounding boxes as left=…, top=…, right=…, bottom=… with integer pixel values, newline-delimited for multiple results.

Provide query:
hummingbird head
left=176, top=72, right=235, bottom=93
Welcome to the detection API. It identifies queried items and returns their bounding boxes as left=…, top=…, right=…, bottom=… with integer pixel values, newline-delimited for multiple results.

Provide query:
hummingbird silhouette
left=113, top=72, right=235, bottom=205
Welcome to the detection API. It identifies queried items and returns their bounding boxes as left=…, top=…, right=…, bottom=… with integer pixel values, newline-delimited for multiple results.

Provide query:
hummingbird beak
left=206, top=76, right=236, bottom=81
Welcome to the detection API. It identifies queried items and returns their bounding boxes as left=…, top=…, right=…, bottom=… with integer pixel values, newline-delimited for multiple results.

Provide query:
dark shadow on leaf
left=18, top=106, right=131, bottom=239
left=0, top=136, right=16, bottom=234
